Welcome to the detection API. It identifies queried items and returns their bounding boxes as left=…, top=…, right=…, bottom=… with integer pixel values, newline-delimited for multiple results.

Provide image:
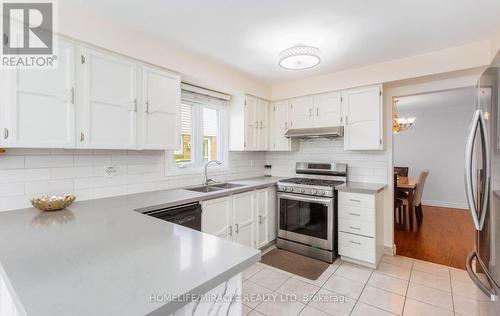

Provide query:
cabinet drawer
left=338, top=205, right=375, bottom=222
left=339, top=232, right=375, bottom=263
left=339, top=192, right=374, bottom=208
left=339, top=218, right=375, bottom=237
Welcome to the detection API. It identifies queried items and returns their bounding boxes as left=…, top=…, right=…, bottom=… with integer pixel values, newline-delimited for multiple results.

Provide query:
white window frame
left=166, top=101, right=228, bottom=176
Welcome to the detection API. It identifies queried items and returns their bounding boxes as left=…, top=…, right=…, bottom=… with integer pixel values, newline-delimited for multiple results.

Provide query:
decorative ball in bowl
left=30, top=195, right=76, bottom=212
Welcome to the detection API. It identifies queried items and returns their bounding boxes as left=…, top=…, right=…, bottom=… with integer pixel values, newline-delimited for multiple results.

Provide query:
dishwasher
left=142, top=202, right=202, bottom=231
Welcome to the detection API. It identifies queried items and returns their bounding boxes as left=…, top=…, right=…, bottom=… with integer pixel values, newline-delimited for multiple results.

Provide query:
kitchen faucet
left=203, top=160, right=222, bottom=186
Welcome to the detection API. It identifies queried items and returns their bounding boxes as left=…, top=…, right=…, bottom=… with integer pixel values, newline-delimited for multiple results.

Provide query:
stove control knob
left=320, top=191, right=326, bottom=196
left=300, top=188, right=306, bottom=193
left=311, top=190, right=317, bottom=195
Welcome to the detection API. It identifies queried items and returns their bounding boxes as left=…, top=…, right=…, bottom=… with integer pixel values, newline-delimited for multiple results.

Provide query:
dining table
left=397, top=176, right=418, bottom=232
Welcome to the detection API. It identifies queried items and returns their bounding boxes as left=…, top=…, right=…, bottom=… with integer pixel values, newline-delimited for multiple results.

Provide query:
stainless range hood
left=284, top=126, right=344, bottom=139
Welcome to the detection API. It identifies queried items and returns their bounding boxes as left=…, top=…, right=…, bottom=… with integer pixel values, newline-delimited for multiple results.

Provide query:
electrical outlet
left=104, top=166, right=117, bottom=178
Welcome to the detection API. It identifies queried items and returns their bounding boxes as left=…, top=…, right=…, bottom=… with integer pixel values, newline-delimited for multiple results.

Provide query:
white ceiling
left=63, top=0, right=500, bottom=84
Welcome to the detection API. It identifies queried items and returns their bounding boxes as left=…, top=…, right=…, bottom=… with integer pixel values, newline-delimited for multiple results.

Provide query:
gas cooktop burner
left=280, top=177, right=345, bottom=188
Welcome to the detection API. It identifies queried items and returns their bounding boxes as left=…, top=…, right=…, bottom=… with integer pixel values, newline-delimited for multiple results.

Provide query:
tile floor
left=241, top=250, right=496, bottom=316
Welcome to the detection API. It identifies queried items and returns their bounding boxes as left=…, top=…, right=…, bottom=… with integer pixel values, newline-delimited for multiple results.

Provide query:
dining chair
left=394, top=173, right=404, bottom=228
left=394, top=166, right=409, bottom=177
left=394, top=166, right=409, bottom=199
left=400, top=170, right=429, bottom=229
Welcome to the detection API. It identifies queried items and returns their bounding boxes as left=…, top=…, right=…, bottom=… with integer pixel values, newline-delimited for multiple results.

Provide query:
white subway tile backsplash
left=50, top=167, right=93, bottom=179
left=0, top=156, right=25, bottom=169
left=25, top=179, right=74, bottom=195
left=0, top=169, right=50, bottom=184
left=0, top=139, right=389, bottom=212
left=74, top=155, right=112, bottom=167
left=25, top=155, right=73, bottom=168
left=0, top=183, right=25, bottom=197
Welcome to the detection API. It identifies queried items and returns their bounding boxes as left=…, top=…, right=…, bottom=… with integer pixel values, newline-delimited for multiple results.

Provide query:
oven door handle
left=278, top=193, right=332, bottom=205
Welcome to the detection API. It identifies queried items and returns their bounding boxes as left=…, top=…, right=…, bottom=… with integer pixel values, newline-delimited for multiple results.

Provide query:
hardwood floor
left=394, top=205, right=475, bottom=269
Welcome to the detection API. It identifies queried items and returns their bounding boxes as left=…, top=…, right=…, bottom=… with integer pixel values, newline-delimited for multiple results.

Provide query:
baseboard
left=384, top=245, right=395, bottom=256
left=422, top=200, right=468, bottom=210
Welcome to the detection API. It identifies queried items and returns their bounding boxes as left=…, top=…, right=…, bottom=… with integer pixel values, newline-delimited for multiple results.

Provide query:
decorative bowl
left=30, top=195, right=76, bottom=212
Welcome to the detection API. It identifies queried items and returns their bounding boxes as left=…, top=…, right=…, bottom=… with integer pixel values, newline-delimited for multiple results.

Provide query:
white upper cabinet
left=1, top=38, right=76, bottom=148
left=244, top=95, right=259, bottom=151
left=141, top=66, right=181, bottom=150
left=256, top=99, right=269, bottom=150
left=270, top=101, right=289, bottom=151
left=290, top=97, right=314, bottom=129
left=343, top=85, right=383, bottom=150
left=229, top=94, right=269, bottom=151
left=314, top=92, right=342, bottom=127
left=80, top=47, right=138, bottom=149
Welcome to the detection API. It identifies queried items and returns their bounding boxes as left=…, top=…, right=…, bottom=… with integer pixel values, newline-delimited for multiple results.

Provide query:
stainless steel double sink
left=185, top=182, right=244, bottom=193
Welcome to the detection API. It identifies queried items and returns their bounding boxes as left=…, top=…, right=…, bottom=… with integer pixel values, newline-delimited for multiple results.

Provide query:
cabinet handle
left=346, top=116, right=349, bottom=125
left=316, top=108, right=319, bottom=116
left=259, top=121, right=263, bottom=129
left=258, top=215, right=262, bottom=224
left=349, top=240, right=361, bottom=245
left=349, top=199, right=361, bottom=202
left=70, top=87, right=75, bottom=104
left=349, top=212, right=361, bottom=216
left=235, top=224, right=239, bottom=234
left=229, top=225, right=233, bottom=237
left=133, top=98, right=138, bottom=112
left=349, top=226, right=361, bottom=230
left=80, top=132, right=85, bottom=142
left=4, top=128, right=9, bottom=139
left=309, top=108, right=312, bottom=117
left=145, top=100, right=149, bottom=113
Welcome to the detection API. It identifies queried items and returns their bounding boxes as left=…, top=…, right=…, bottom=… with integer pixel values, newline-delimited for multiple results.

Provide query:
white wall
left=56, top=3, right=271, bottom=99
left=0, top=149, right=265, bottom=212
left=394, top=88, right=474, bottom=209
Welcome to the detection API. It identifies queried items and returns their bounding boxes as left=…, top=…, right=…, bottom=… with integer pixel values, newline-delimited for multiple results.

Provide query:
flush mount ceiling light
left=279, top=45, right=321, bottom=70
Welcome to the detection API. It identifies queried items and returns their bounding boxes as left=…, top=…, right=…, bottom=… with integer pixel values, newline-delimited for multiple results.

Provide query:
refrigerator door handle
left=465, top=109, right=490, bottom=231
left=465, top=110, right=482, bottom=230
left=466, top=251, right=498, bottom=301
left=478, top=109, right=490, bottom=231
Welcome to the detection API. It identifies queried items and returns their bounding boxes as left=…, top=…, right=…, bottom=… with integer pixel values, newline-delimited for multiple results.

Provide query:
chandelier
left=393, top=99, right=416, bottom=133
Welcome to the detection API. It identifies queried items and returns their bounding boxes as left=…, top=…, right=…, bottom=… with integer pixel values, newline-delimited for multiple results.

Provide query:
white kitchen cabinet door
left=270, top=101, right=291, bottom=151
left=343, top=85, right=383, bottom=150
left=141, top=66, right=181, bottom=150
left=81, top=48, right=138, bottom=149
left=202, top=196, right=233, bottom=241
left=255, top=188, right=269, bottom=248
left=267, top=187, right=277, bottom=241
left=290, top=97, right=314, bottom=129
left=244, top=96, right=259, bottom=150
left=256, top=100, right=269, bottom=150
left=232, top=191, right=255, bottom=248
left=2, top=38, right=76, bottom=148
left=314, top=92, right=342, bottom=128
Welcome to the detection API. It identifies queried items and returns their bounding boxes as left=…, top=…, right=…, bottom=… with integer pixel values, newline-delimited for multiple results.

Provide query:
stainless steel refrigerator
left=465, top=49, right=500, bottom=311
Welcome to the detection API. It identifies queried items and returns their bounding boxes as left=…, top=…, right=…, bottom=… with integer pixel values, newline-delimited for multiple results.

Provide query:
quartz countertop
left=336, top=182, right=387, bottom=194
left=0, top=176, right=281, bottom=316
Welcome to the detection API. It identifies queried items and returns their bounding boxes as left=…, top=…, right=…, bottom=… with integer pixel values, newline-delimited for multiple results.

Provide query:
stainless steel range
left=277, top=162, right=347, bottom=263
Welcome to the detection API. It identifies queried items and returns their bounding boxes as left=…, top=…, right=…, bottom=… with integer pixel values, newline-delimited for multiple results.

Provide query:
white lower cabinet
left=201, top=187, right=276, bottom=249
left=201, top=196, right=233, bottom=240
left=338, top=190, right=384, bottom=268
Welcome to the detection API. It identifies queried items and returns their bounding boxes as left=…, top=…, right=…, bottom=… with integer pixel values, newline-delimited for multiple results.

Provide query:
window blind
left=181, top=83, right=230, bottom=107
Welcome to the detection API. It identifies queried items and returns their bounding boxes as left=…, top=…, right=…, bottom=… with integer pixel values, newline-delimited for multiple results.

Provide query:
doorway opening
left=392, top=87, right=475, bottom=269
